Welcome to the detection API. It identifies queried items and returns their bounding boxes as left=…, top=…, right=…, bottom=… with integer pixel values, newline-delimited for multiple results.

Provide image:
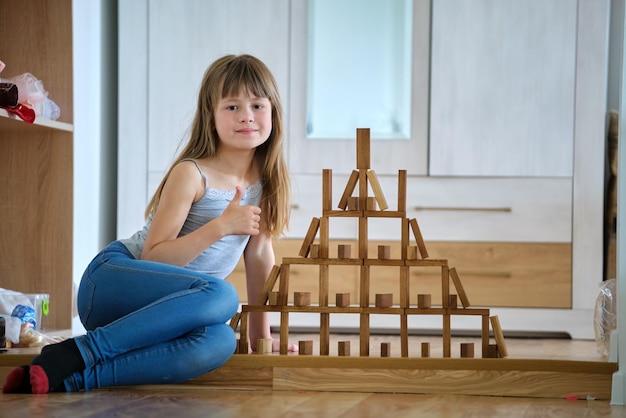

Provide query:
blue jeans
left=64, top=241, right=239, bottom=392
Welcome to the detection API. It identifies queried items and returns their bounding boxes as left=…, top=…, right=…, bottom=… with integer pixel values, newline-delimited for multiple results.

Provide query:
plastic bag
left=0, top=288, right=50, bottom=347
left=1, top=72, right=60, bottom=120
left=0, top=60, right=60, bottom=120
left=594, top=278, right=617, bottom=359
left=0, top=314, right=23, bottom=345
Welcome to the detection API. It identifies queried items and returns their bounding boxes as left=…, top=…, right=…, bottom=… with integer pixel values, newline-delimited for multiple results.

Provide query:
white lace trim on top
left=205, top=180, right=263, bottom=200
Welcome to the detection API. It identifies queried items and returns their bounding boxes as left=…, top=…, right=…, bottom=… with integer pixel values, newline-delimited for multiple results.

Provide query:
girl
left=3, top=54, right=295, bottom=394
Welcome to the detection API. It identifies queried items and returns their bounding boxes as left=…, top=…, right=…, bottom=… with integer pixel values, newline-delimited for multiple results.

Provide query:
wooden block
left=401, top=218, right=409, bottom=259
left=381, top=342, right=391, bottom=357
left=298, top=217, right=320, bottom=257
left=486, top=344, right=500, bottom=358
left=336, top=292, right=351, bottom=307
left=366, top=169, right=389, bottom=210
left=280, top=311, right=289, bottom=355
left=442, top=265, right=449, bottom=309
left=359, top=216, right=368, bottom=259
left=268, top=291, right=280, bottom=306
left=320, top=312, right=330, bottom=356
left=360, top=312, right=370, bottom=356
left=409, top=218, right=429, bottom=259
left=338, top=170, right=359, bottom=210
left=258, top=264, right=281, bottom=305
left=443, top=314, right=451, bottom=357
left=356, top=128, right=370, bottom=169
left=319, top=264, right=329, bottom=306
left=366, top=196, right=377, bottom=210
left=461, top=342, right=475, bottom=358
left=309, top=244, right=320, bottom=259
left=359, top=265, right=370, bottom=310
left=320, top=216, right=329, bottom=259
left=229, top=312, right=241, bottom=330
left=338, top=341, right=351, bottom=356
left=347, top=196, right=359, bottom=210
left=278, top=264, right=290, bottom=306
left=449, top=294, right=458, bottom=309
left=257, top=338, right=272, bottom=354
left=239, top=311, right=249, bottom=352
left=322, top=169, right=332, bottom=211
left=450, top=267, right=471, bottom=308
left=358, top=167, right=368, bottom=216
left=407, top=246, right=418, bottom=260
left=490, top=315, right=508, bottom=357
left=294, top=291, right=312, bottom=307
left=337, top=244, right=352, bottom=259
left=400, top=265, right=410, bottom=309
left=375, top=293, right=393, bottom=308
left=299, top=340, right=313, bottom=355
left=400, top=314, right=409, bottom=357
left=482, top=314, right=491, bottom=358
left=377, top=245, right=391, bottom=259
left=421, top=342, right=430, bottom=358
left=237, top=339, right=249, bottom=354
left=397, top=169, right=407, bottom=212
left=417, top=294, right=432, bottom=309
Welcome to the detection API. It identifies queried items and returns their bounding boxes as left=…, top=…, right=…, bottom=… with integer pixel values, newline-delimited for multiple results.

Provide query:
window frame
left=287, top=0, right=431, bottom=176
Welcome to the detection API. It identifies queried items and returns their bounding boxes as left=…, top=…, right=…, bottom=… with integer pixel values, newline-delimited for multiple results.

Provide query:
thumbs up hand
left=219, top=186, right=261, bottom=236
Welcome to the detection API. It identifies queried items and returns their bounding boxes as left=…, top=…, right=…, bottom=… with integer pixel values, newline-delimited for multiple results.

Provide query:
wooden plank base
left=1, top=345, right=616, bottom=400
left=183, top=355, right=615, bottom=400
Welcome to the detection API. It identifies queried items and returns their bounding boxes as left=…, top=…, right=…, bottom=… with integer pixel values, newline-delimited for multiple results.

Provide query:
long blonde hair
left=145, top=54, right=290, bottom=237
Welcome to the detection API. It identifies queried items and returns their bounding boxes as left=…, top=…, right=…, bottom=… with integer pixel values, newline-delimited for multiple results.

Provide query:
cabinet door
left=147, top=0, right=291, bottom=178
left=430, top=0, right=577, bottom=177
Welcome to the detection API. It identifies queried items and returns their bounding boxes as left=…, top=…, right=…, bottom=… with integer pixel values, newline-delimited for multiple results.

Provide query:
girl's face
left=214, top=90, right=272, bottom=152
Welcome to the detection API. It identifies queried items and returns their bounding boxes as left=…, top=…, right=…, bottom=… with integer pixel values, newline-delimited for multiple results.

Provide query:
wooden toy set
left=231, top=128, right=507, bottom=359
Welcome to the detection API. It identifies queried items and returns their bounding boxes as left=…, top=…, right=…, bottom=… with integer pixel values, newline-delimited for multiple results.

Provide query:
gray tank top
left=120, top=159, right=263, bottom=279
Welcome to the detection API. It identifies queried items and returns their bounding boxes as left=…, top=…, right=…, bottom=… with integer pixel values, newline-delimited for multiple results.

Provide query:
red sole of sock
left=2, top=366, right=27, bottom=393
left=29, top=365, right=50, bottom=394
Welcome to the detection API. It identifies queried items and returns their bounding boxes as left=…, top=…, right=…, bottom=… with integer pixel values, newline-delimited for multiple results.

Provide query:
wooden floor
left=2, top=333, right=626, bottom=417
left=3, top=388, right=625, bottom=418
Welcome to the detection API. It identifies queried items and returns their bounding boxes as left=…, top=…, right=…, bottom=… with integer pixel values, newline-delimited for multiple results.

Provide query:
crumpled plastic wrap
left=0, top=314, right=23, bottom=345
left=594, top=278, right=616, bottom=359
left=0, top=59, right=60, bottom=121
left=1, top=72, right=60, bottom=120
left=0, top=288, right=53, bottom=347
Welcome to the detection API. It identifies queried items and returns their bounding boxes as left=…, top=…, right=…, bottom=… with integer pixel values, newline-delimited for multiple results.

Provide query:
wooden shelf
left=0, top=0, right=74, bottom=330
left=0, top=109, right=73, bottom=133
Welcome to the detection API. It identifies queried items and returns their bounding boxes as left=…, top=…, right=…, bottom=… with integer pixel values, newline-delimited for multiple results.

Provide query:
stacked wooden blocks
left=234, top=128, right=507, bottom=359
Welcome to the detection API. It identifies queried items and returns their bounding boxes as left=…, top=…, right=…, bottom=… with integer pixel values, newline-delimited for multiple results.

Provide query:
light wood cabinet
left=227, top=239, right=572, bottom=309
left=0, top=0, right=73, bottom=330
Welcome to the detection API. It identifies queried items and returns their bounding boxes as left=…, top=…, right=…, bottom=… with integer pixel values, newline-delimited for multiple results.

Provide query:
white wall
left=72, top=0, right=118, bottom=335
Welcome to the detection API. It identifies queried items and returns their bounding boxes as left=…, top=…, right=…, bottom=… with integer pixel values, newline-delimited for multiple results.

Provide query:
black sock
left=31, top=338, right=85, bottom=393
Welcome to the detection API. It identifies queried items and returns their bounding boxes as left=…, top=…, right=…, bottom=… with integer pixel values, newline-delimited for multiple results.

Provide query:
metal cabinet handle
left=413, top=206, right=512, bottom=213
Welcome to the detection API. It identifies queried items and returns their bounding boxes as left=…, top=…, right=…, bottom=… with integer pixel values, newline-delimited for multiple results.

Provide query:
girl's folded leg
left=4, top=242, right=240, bottom=394
left=63, top=323, right=236, bottom=392
left=75, top=242, right=239, bottom=372
left=75, top=275, right=238, bottom=369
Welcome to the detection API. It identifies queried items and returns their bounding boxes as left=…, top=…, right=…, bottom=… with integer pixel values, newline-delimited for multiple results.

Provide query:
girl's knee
left=214, top=323, right=237, bottom=357
left=185, top=324, right=236, bottom=375
left=205, top=278, right=239, bottom=314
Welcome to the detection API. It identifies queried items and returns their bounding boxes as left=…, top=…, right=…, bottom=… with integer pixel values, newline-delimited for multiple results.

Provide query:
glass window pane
left=307, top=0, right=413, bottom=140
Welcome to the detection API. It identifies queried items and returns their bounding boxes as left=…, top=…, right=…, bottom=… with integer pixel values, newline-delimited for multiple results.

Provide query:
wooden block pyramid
left=234, top=128, right=507, bottom=359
